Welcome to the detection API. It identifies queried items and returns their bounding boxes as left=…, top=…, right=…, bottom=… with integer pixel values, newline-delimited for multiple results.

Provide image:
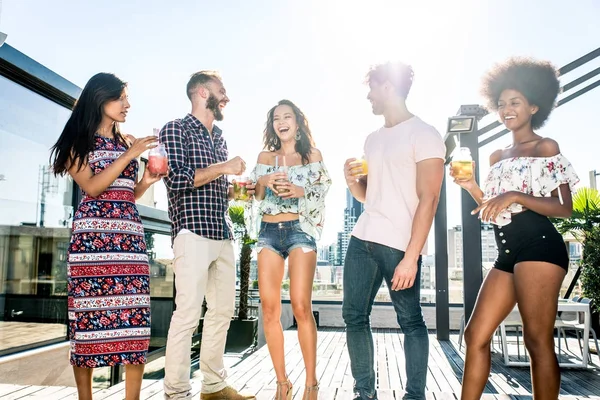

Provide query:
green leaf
left=228, top=204, right=246, bottom=226
left=553, top=187, right=600, bottom=313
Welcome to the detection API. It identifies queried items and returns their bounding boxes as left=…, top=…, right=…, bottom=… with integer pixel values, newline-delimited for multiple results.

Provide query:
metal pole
left=590, top=170, right=597, bottom=190
left=460, top=123, right=483, bottom=323
left=434, top=174, right=449, bottom=341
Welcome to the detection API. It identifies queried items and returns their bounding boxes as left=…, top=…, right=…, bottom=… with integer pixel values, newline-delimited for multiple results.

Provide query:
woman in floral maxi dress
left=50, top=73, right=166, bottom=400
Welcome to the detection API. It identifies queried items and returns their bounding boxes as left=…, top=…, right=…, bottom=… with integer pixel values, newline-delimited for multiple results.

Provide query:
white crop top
left=482, top=154, right=579, bottom=226
left=245, top=161, right=332, bottom=240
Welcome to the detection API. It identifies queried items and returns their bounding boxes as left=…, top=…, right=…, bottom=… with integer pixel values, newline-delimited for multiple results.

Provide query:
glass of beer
left=450, top=147, right=473, bottom=180
left=350, top=157, right=368, bottom=177
left=233, top=176, right=250, bottom=201
left=274, top=155, right=289, bottom=194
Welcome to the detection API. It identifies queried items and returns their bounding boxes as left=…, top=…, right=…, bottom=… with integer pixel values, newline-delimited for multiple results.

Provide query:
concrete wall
left=309, top=303, right=464, bottom=331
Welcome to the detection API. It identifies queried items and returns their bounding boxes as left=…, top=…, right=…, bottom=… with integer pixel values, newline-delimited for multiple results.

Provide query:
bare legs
left=73, top=366, right=94, bottom=400
left=461, top=262, right=565, bottom=400
left=288, top=249, right=318, bottom=398
left=514, top=262, right=565, bottom=399
left=461, top=269, right=517, bottom=400
left=258, top=249, right=287, bottom=388
left=73, top=364, right=145, bottom=400
left=258, top=247, right=318, bottom=400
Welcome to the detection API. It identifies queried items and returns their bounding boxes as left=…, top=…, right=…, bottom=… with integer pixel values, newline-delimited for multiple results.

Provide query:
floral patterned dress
left=67, top=134, right=150, bottom=368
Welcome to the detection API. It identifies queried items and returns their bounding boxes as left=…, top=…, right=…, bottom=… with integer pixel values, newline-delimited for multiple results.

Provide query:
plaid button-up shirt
left=160, top=114, right=233, bottom=243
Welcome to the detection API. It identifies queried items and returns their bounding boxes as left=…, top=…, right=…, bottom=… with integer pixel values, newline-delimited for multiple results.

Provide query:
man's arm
left=391, top=158, right=444, bottom=290
left=192, top=163, right=227, bottom=188
left=160, top=121, right=241, bottom=191
left=404, top=158, right=444, bottom=261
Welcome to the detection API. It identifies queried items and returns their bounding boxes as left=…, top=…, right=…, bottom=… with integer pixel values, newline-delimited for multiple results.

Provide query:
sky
left=2, top=0, right=600, bottom=249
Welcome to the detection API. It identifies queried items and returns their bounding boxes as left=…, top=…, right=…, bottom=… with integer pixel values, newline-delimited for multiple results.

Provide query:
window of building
left=0, top=74, right=73, bottom=354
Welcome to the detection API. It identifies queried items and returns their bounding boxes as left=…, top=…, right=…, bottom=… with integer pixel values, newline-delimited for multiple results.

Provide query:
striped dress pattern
left=67, top=134, right=151, bottom=368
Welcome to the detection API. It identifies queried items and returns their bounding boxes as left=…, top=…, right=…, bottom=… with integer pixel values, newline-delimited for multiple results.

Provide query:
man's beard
left=207, top=92, right=224, bottom=121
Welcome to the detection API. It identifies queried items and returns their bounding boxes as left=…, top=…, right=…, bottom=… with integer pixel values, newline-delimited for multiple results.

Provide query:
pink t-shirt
left=352, top=116, right=446, bottom=253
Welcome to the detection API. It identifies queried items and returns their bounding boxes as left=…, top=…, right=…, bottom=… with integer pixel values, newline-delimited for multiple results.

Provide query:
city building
left=336, top=188, right=364, bottom=265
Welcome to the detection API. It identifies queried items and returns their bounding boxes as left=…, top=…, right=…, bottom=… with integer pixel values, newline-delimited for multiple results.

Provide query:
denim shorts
left=256, top=220, right=316, bottom=259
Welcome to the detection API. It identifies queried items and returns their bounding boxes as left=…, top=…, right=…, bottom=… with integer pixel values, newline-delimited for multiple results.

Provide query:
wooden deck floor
left=0, top=328, right=599, bottom=399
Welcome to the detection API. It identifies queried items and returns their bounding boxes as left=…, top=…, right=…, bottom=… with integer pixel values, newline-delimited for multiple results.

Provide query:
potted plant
left=226, top=203, right=258, bottom=350
left=197, top=203, right=258, bottom=352
left=553, top=187, right=600, bottom=332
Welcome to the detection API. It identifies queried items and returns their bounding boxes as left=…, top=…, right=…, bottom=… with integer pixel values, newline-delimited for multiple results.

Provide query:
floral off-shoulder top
left=482, top=153, right=579, bottom=226
left=246, top=161, right=332, bottom=240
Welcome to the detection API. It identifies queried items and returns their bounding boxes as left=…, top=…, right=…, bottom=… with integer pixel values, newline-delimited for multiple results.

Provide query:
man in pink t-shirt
left=342, top=62, right=446, bottom=400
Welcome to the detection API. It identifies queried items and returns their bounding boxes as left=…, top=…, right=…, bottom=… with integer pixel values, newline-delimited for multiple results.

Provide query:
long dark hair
left=263, top=99, right=315, bottom=165
left=50, top=73, right=128, bottom=176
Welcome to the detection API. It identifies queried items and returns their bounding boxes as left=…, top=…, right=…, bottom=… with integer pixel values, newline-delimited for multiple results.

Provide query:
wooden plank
left=315, top=329, right=341, bottom=388
left=42, top=386, right=78, bottom=399
left=3, top=329, right=600, bottom=399
left=0, top=385, right=28, bottom=397
left=429, top=338, right=462, bottom=394
left=425, top=391, right=436, bottom=400
left=384, top=329, right=402, bottom=390
left=378, top=388, right=394, bottom=400
left=57, top=385, right=108, bottom=399
left=434, top=392, right=457, bottom=400
left=377, top=330, right=389, bottom=390
left=391, top=330, right=407, bottom=390
left=320, top=328, right=346, bottom=388
left=31, top=386, right=78, bottom=399
left=255, top=386, right=276, bottom=400
left=318, top=387, right=337, bottom=400
left=132, top=379, right=164, bottom=399
left=335, top=388, right=354, bottom=400
left=2, top=385, right=46, bottom=399
left=426, top=340, right=452, bottom=393
left=329, top=332, right=350, bottom=389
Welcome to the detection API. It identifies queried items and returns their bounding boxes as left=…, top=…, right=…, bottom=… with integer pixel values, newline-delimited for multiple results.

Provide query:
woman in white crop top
left=249, top=100, right=331, bottom=400
left=451, top=58, right=579, bottom=400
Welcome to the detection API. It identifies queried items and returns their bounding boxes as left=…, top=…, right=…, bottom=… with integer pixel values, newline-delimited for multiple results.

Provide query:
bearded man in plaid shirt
left=160, top=70, right=256, bottom=400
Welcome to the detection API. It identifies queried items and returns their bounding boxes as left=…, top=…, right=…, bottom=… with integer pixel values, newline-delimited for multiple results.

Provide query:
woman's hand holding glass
left=449, top=161, right=477, bottom=192
left=258, top=172, right=288, bottom=195
left=275, top=180, right=305, bottom=199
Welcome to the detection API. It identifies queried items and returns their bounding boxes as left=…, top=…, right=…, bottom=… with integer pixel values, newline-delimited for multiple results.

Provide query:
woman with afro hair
left=451, top=57, right=580, bottom=399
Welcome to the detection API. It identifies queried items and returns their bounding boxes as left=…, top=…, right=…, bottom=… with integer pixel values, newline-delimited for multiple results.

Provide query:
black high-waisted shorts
left=493, top=210, right=569, bottom=273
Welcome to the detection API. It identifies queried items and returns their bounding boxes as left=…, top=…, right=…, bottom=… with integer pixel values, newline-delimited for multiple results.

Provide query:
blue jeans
left=342, top=236, right=429, bottom=400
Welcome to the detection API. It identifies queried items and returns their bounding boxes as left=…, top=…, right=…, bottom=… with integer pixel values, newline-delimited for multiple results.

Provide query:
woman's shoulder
left=308, top=148, right=323, bottom=163
left=257, top=151, right=274, bottom=164
left=533, top=137, right=560, bottom=158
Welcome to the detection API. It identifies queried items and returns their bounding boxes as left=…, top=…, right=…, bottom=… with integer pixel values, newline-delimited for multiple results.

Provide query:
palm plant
left=229, top=204, right=256, bottom=320
left=553, top=187, right=600, bottom=312
left=553, top=187, right=600, bottom=241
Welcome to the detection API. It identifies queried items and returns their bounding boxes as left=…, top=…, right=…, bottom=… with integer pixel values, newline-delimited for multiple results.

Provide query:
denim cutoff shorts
left=256, top=220, right=316, bottom=259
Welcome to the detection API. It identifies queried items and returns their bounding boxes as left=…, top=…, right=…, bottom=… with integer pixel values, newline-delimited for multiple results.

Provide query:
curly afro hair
left=480, top=57, right=560, bottom=130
